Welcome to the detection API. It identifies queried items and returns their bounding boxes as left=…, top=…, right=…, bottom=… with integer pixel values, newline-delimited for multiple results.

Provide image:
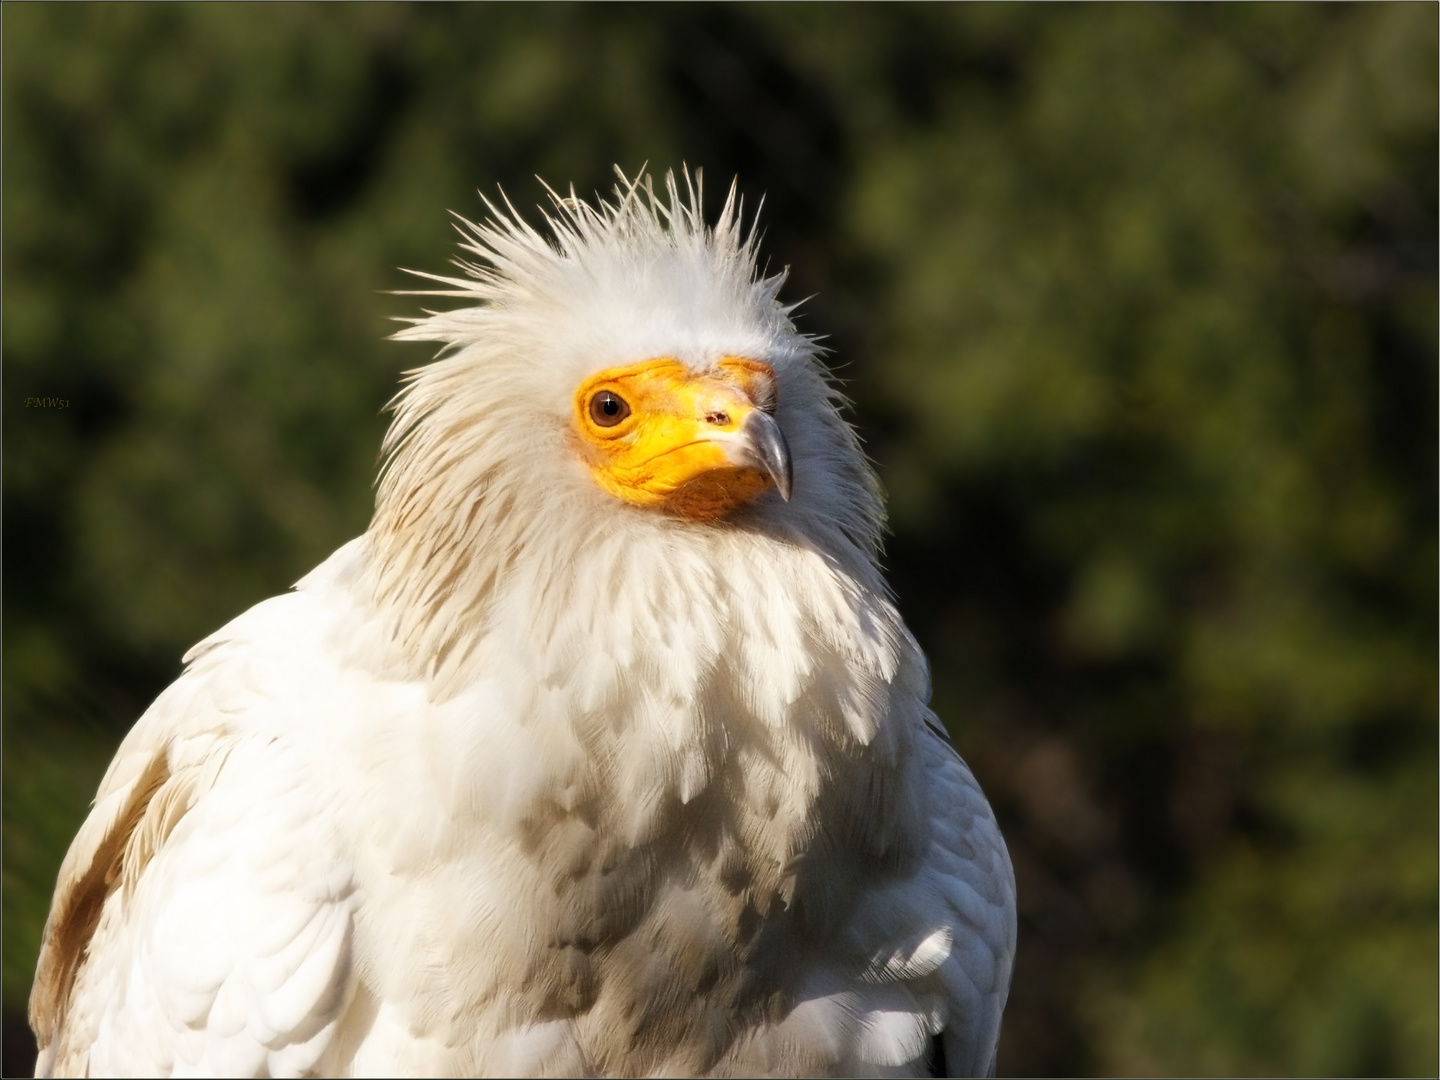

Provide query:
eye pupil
left=590, top=391, right=630, bottom=427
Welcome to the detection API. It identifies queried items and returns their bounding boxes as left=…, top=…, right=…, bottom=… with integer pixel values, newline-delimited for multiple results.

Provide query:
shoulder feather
left=30, top=736, right=171, bottom=1066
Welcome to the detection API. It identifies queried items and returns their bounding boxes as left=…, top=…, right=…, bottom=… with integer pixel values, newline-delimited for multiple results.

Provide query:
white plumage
left=31, top=170, right=1015, bottom=1077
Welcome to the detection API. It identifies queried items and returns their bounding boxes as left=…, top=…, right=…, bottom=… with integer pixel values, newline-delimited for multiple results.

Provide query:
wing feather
left=831, top=712, right=1015, bottom=1077
left=32, top=593, right=360, bottom=1078
left=920, top=717, right=1016, bottom=1076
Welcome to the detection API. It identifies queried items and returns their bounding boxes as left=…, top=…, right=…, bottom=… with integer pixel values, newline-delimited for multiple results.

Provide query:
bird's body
left=31, top=172, right=1015, bottom=1077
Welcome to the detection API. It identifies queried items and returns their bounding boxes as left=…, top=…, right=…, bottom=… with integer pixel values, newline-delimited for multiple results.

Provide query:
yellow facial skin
left=573, top=357, right=789, bottom=521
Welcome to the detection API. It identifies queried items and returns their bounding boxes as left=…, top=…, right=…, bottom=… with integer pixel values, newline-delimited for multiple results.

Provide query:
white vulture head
left=366, top=169, right=885, bottom=695
left=30, top=167, right=1015, bottom=1079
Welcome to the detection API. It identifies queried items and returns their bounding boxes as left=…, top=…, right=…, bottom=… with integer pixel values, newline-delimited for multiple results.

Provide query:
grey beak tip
left=743, top=410, right=793, bottom=504
left=776, top=463, right=793, bottom=502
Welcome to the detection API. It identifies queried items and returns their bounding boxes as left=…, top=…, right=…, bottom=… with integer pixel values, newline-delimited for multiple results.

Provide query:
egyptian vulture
left=31, top=170, right=1016, bottom=1078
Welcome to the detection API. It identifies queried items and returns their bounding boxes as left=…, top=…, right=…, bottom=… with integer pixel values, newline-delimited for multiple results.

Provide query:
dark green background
left=5, top=4, right=1436, bottom=1075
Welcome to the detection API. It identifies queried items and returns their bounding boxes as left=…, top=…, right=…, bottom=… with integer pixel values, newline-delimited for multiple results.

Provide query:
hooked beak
left=737, top=409, right=793, bottom=502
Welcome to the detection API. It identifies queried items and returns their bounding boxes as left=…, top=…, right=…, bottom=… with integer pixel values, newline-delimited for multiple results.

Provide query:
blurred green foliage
left=4, top=4, right=1435, bottom=1076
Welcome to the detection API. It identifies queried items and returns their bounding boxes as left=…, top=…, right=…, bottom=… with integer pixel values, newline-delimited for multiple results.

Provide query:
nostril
left=705, top=411, right=730, bottom=426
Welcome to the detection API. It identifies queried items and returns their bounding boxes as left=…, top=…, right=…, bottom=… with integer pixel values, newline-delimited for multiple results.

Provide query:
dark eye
left=589, top=390, right=631, bottom=427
